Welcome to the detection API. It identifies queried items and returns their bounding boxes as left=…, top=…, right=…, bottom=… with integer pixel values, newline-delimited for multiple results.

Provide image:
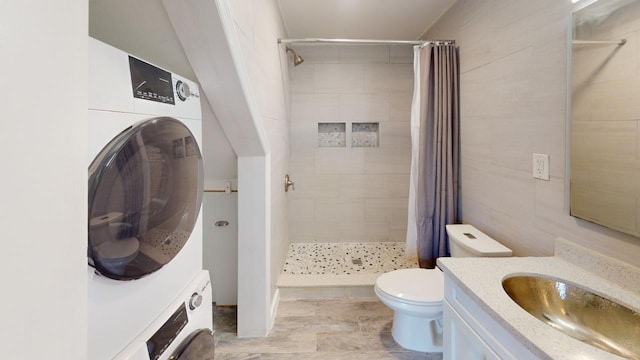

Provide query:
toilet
left=374, top=224, right=512, bottom=352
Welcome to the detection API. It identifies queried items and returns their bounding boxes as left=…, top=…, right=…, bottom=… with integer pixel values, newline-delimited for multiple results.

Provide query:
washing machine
left=88, top=37, right=211, bottom=359
left=113, top=271, right=214, bottom=360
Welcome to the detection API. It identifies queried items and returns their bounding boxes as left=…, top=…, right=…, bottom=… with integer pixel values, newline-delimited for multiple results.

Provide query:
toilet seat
left=375, top=268, right=444, bottom=305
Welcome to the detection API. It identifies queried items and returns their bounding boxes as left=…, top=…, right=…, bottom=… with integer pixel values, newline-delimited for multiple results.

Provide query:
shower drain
left=352, top=258, right=363, bottom=266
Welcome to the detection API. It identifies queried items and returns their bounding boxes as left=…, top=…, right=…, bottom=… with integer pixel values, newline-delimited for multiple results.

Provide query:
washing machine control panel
left=188, top=292, right=203, bottom=310
left=176, top=81, right=190, bottom=101
left=129, top=56, right=175, bottom=105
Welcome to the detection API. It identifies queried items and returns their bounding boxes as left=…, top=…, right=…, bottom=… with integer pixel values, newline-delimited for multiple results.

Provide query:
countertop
left=437, top=256, right=640, bottom=360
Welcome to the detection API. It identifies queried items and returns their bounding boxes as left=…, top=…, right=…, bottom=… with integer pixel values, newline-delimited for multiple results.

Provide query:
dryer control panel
left=146, top=304, right=188, bottom=360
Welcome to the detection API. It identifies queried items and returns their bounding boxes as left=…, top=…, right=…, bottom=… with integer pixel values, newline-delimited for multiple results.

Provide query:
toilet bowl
left=374, top=224, right=512, bottom=352
left=374, top=268, right=444, bottom=352
left=96, top=237, right=140, bottom=275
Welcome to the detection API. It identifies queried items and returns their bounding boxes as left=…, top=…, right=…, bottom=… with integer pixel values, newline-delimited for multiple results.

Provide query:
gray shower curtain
left=415, top=44, right=459, bottom=269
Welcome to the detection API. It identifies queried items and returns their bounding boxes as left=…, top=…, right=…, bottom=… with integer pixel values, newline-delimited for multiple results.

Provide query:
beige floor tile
left=212, top=299, right=441, bottom=360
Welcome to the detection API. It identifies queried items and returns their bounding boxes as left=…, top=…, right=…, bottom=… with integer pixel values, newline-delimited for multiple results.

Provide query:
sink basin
left=502, top=275, right=640, bottom=359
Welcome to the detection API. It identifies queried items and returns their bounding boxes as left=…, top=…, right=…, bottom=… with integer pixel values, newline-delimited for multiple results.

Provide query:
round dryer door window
left=88, top=117, right=203, bottom=280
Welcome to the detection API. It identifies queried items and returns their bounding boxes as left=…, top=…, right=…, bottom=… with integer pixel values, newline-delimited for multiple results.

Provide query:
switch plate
left=533, top=153, right=550, bottom=180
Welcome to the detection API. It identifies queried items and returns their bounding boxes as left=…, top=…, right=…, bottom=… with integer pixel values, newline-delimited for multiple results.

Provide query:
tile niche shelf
left=352, top=122, right=379, bottom=147
left=318, top=122, right=346, bottom=148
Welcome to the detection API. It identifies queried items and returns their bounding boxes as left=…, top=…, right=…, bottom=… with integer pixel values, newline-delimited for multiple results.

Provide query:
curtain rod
left=278, top=38, right=455, bottom=46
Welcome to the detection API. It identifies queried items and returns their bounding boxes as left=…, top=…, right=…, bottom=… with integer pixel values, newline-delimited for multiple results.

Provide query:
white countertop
left=437, top=256, right=640, bottom=360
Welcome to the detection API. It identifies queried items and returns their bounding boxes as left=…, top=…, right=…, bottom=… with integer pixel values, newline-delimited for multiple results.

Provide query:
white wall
left=203, top=191, right=238, bottom=305
left=201, top=99, right=238, bottom=306
left=202, top=99, right=238, bottom=190
left=89, top=0, right=197, bottom=81
left=228, top=0, right=291, bottom=303
left=161, top=0, right=278, bottom=336
left=425, top=0, right=640, bottom=265
left=288, top=45, right=414, bottom=243
left=1, top=2, right=87, bottom=359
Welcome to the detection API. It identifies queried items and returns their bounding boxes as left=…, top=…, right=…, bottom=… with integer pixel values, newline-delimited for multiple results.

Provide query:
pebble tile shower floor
left=282, top=242, right=418, bottom=275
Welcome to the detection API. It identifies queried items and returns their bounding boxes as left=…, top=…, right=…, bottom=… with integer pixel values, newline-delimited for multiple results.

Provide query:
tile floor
left=213, top=298, right=442, bottom=360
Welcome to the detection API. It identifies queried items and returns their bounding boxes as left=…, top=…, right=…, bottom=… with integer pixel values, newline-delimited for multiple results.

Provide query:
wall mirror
left=569, top=0, right=640, bottom=237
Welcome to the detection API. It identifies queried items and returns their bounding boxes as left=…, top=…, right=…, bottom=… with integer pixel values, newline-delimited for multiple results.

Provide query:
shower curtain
left=406, top=43, right=459, bottom=269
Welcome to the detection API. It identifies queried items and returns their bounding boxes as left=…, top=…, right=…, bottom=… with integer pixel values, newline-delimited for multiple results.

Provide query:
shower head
left=286, top=46, right=304, bottom=66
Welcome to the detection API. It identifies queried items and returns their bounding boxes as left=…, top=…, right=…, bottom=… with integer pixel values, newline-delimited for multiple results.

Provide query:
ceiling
left=276, top=0, right=455, bottom=40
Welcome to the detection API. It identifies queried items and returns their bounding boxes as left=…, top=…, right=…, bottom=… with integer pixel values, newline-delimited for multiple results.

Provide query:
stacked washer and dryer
left=88, top=37, right=214, bottom=360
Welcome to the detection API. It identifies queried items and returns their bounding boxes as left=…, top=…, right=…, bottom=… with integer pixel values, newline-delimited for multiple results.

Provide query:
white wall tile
left=289, top=199, right=316, bottom=221
left=378, top=122, right=410, bottom=149
left=340, top=45, right=390, bottom=63
left=289, top=45, right=414, bottom=243
left=531, top=112, right=567, bottom=179
left=289, top=65, right=315, bottom=94
left=364, top=64, right=414, bottom=93
left=389, top=222, right=408, bottom=242
left=294, top=45, right=339, bottom=64
left=315, top=64, right=365, bottom=93
left=530, top=37, right=567, bottom=115
left=290, top=147, right=315, bottom=176
left=390, top=45, right=414, bottom=64
left=340, top=174, right=390, bottom=199
left=460, top=116, right=491, bottom=162
left=388, top=174, right=410, bottom=198
left=365, top=199, right=409, bottom=222
left=490, top=116, right=534, bottom=172
left=339, top=93, right=390, bottom=123
left=290, top=122, right=318, bottom=150
left=426, top=0, right=640, bottom=263
left=315, top=199, right=365, bottom=222
left=315, top=148, right=365, bottom=174
left=290, top=94, right=340, bottom=123
left=288, top=174, right=341, bottom=200
left=388, top=92, right=413, bottom=122
left=291, top=221, right=339, bottom=242
left=364, top=148, right=411, bottom=174
left=338, top=222, right=390, bottom=242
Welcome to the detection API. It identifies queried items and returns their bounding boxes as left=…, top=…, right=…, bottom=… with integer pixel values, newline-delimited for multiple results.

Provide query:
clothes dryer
left=88, top=37, right=208, bottom=360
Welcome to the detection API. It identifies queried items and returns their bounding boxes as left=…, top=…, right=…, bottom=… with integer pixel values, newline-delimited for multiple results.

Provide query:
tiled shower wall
left=288, top=45, right=414, bottom=243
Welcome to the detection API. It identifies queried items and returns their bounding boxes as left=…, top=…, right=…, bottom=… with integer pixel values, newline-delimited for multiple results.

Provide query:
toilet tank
left=445, top=224, right=512, bottom=257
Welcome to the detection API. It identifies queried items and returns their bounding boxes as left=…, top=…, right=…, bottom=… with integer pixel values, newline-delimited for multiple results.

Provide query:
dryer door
left=170, top=329, right=215, bottom=360
left=88, top=117, right=203, bottom=280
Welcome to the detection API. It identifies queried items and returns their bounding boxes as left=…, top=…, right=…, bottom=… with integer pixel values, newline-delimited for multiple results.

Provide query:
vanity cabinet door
left=444, top=301, right=501, bottom=360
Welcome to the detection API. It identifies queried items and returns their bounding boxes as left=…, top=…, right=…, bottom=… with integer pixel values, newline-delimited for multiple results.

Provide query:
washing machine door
left=170, top=329, right=215, bottom=360
left=88, top=117, right=203, bottom=280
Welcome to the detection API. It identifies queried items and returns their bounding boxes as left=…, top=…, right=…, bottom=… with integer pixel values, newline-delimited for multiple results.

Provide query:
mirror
left=570, top=0, right=640, bottom=237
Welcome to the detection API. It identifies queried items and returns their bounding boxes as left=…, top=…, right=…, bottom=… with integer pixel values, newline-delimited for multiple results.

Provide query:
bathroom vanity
left=438, top=238, right=640, bottom=360
left=443, top=272, right=536, bottom=359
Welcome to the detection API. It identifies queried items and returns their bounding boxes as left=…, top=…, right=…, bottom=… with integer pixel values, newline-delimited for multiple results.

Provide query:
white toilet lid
left=376, top=268, right=443, bottom=304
